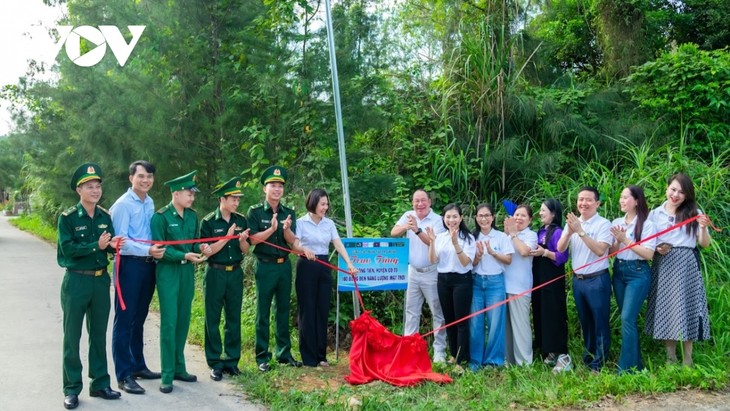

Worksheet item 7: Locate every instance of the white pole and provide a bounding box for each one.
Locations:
[324,0,360,319]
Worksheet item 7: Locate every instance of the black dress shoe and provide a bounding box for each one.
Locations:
[132,368,162,379]
[159,384,173,393]
[210,368,223,381]
[118,375,145,394]
[258,362,270,372]
[89,386,122,400]
[223,366,241,376]
[173,372,197,382]
[278,357,303,367]
[63,394,78,409]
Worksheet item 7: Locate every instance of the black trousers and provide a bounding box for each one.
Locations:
[437,272,473,364]
[295,256,332,366]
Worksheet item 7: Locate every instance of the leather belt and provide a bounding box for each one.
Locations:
[413,264,437,273]
[69,269,107,277]
[574,269,608,280]
[208,262,241,272]
[122,255,155,263]
[258,257,287,264]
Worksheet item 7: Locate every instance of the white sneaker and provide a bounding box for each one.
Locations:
[543,353,558,366]
[433,353,447,364]
[552,354,572,373]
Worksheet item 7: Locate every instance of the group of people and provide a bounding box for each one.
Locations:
[395,174,712,375]
[57,162,357,409]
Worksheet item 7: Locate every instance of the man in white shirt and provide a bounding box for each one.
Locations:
[391,190,447,362]
[557,186,613,371]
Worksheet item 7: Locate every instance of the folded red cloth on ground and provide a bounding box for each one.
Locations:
[345,311,453,386]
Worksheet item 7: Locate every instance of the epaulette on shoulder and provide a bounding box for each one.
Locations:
[233,211,246,218]
[202,211,215,221]
[62,206,77,216]
[249,203,263,211]
[96,205,110,215]
[156,205,169,214]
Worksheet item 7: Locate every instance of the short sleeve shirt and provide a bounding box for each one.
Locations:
[395,209,446,269]
[504,227,537,295]
[473,229,514,275]
[560,213,612,274]
[611,215,657,260]
[295,213,339,255]
[433,231,476,274]
[649,202,702,247]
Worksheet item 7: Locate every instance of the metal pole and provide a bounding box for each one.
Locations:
[324,0,359,318]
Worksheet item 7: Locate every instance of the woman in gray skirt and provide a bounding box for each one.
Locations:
[645,173,712,367]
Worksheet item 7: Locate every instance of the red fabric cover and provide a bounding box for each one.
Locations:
[345,311,453,386]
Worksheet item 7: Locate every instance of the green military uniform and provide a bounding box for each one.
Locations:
[57,163,115,396]
[201,177,248,371]
[150,171,201,386]
[247,166,297,365]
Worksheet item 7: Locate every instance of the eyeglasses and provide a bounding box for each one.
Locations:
[476,214,492,219]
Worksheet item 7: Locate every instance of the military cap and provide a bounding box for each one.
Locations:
[70,162,103,191]
[260,165,287,185]
[164,170,200,192]
[212,176,244,197]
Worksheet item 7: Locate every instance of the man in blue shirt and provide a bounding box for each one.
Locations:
[110,160,166,394]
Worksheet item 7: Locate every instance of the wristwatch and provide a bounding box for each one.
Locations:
[578,231,587,238]
[415,227,423,235]
[509,234,517,239]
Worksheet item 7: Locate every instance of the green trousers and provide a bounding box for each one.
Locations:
[254,260,293,364]
[156,263,194,384]
[204,265,243,369]
[60,271,111,395]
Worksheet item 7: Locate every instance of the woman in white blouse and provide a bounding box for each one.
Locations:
[295,189,357,367]
[645,174,711,367]
[609,185,655,373]
[427,203,476,365]
[503,205,538,366]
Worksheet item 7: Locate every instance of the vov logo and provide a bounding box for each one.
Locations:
[53,26,146,67]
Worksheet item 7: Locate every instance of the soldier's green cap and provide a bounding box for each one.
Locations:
[164,170,200,192]
[70,162,103,191]
[260,165,287,185]
[212,176,244,197]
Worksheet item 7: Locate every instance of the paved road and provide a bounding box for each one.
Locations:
[0,215,264,410]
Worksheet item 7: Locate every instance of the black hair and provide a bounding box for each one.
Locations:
[542,199,563,228]
[442,203,473,243]
[625,185,649,241]
[578,186,600,201]
[667,173,699,236]
[472,203,496,237]
[515,204,533,219]
[305,188,329,214]
[129,160,155,176]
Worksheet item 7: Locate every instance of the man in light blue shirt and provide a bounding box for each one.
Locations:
[110,160,166,394]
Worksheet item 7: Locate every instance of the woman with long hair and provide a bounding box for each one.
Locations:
[609,185,656,373]
[529,199,570,372]
[295,188,357,367]
[503,205,538,366]
[427,203,475,365]
[468,203,513,371]
[645,174,712,367]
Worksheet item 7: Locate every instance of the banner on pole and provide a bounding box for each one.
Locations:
[337,238,409,291]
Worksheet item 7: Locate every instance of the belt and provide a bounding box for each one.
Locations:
[68,269,107,277]
[257,256,287,264]
[122,255,155,263]
[208,262,241,272]
[574,269,608,280]
[413,264,437,273]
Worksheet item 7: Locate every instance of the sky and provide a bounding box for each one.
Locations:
[0,0,66,136]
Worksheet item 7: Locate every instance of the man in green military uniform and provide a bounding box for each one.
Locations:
[201,176,250,381]
[247,165,306,372]
[150,170,210,393]
[57,163,124,409]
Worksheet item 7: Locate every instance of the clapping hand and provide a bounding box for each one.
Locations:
[565,213,582,234]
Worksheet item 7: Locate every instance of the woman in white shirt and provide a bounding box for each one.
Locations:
[469,203,513,371]
[503,205,538,366]
[427,203,476,365]
[609,185,656,373]
[295,189,357,367]
[645,174,711,367]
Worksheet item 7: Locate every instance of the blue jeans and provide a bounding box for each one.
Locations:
[572,270,611,371]
[613,259,651,372]
[469,274,506,369]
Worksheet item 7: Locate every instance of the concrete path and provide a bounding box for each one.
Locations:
[0,215,265,410]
